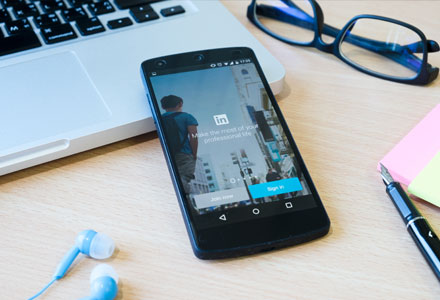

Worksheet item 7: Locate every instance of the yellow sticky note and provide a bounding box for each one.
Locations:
[409,151,440,206]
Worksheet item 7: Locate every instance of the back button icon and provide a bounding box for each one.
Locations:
[219,214,227,221]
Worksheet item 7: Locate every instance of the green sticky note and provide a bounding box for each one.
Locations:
[409,151,440,206]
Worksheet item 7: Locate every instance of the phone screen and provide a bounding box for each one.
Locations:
[148,59,317,230]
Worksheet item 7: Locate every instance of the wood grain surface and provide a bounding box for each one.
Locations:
[1,1,440,299]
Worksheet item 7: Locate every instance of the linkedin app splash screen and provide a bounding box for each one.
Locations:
[151,62,317,229]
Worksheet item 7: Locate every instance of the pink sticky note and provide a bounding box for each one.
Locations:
[378,104,440,186]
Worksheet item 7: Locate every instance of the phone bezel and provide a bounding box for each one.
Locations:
[141,47,330,259]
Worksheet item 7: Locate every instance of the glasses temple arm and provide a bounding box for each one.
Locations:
[402,40,440,53]
[373,52,438,82]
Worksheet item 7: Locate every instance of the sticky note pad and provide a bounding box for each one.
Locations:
[379,104,440,207]
[409,152,440,206]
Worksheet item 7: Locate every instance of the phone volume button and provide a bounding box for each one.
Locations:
[146,93,157,126]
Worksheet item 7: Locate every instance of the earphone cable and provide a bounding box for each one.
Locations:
[27,278,57,300]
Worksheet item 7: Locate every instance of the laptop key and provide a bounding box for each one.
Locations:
[107,17,132,29]
[160,5,184,17]
[0,9,11,23]
[1,0,24,8]
[34,13,60,28]
[130,6,158,23]
[41,0,67,13]
[13,3,40,19]
[129,4,151,13]
[113,0,159,10]
[88,1,114,16]
[76,17,105,36]
[0,30,41,56]
[61,6,87,22]
[5,18,32,35]
[68,0,92,6]
[41,23,77,44]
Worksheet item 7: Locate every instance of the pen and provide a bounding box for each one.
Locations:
[380,164,440,281]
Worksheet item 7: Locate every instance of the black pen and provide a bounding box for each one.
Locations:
[380,164,440,281]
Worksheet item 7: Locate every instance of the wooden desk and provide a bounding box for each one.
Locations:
[2,1,440,299]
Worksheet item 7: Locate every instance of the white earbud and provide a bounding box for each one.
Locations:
[78,231,115,260]
[79,264,119,300]
[53,230,115,280]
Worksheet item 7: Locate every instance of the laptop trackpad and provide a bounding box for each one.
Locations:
[0,52,111,151]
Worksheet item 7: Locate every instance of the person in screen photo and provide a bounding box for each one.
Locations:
[266,168,285,200]
[161,95,199,195]
[266,168,282,182]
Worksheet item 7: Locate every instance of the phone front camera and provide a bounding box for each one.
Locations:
[193,54,205,62]
[156,60,167,68]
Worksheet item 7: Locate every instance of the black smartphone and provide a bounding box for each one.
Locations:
[141,47,330,259]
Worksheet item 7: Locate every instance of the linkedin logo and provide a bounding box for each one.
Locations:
[213,114,229,126]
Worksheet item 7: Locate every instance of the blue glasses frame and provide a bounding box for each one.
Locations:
[247,0,439,85]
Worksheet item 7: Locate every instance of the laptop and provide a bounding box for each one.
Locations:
[0,0,285,176]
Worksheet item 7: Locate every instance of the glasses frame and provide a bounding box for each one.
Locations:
[247,0,439,85]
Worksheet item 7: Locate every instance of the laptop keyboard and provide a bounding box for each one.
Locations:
[0,0,185,57]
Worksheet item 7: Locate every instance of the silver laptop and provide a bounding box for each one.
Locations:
[0,0,285,176]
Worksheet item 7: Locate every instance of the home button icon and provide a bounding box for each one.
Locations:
[252,208,260,215]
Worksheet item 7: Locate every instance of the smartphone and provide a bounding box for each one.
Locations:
[141,47,330,259]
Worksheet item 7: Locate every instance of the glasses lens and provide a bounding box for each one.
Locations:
[255,0,315,44]
[340,18,424,79]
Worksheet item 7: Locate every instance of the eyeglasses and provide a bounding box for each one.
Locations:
[247,0,439,85]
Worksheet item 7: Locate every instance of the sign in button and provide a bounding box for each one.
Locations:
[248,177,303,198]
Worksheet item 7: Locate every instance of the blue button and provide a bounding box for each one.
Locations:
[248,177,303,198]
